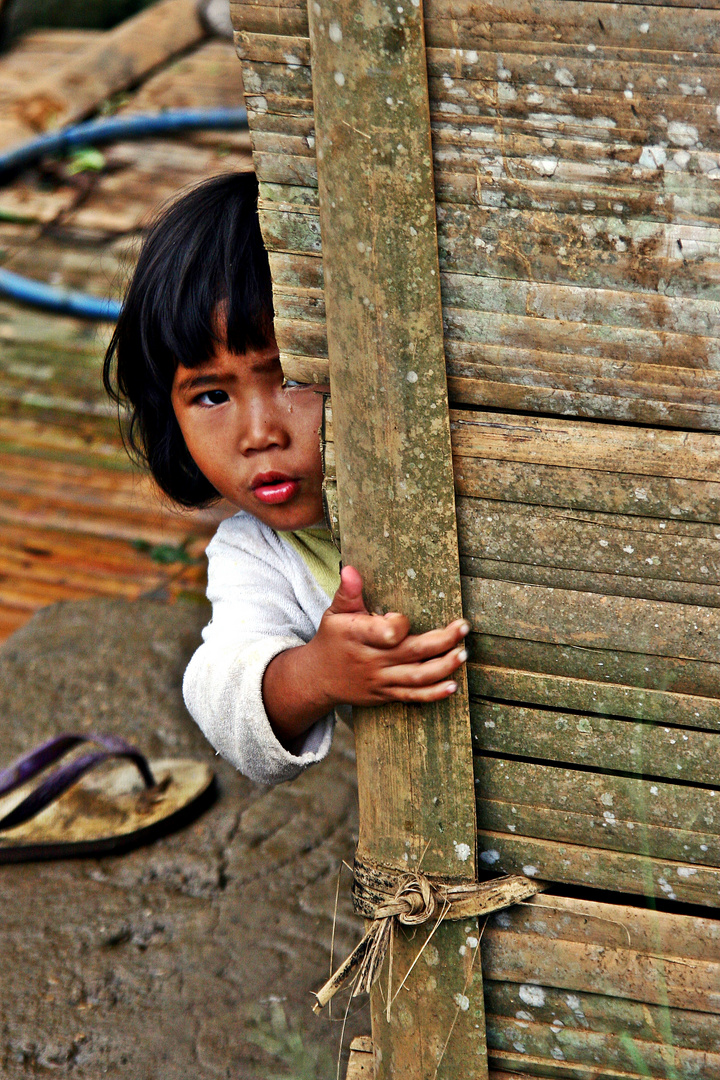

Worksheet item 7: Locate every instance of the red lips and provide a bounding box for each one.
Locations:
[251,471,300,505]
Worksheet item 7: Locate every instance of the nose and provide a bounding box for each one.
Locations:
[239,395,289,455]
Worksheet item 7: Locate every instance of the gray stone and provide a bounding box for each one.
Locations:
[0,598,365,1078]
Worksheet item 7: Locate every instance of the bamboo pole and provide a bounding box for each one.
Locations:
[306,1,486,1075]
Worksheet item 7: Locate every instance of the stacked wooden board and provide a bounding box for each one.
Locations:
[232,0,720,1074]
[232,0,720,907]
[345,893,720,1079]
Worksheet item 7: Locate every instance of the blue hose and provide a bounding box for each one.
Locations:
[0,107,249,320]
[0,267,122,320]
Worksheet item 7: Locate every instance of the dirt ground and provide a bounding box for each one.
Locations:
[0,597,367,1078]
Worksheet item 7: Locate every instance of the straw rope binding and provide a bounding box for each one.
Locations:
[312,857,541,1013]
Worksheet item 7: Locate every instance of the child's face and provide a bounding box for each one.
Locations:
[171,339,329,530]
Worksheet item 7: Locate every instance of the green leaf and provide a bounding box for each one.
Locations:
[66,148,106,175]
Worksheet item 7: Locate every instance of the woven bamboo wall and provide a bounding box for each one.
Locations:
[231,0,720,909]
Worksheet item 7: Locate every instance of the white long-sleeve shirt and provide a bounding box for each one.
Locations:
[182,512,342,785]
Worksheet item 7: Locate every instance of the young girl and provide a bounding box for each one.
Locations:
[104,172,470,785]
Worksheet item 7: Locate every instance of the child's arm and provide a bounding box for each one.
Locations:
[263,565,469,745]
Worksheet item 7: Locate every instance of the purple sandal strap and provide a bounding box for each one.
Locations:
[0,733,148,798]
[0,741,156,832]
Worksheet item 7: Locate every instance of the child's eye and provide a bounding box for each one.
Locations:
[197,389,229,406]
[282,378,307,390]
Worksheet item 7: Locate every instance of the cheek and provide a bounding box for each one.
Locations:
[294,395,325,468]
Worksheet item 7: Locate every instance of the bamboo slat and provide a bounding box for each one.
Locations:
[233,0,720,912]
[0,29,250,643]
[233,0,720,428]
[348,893,720,1079]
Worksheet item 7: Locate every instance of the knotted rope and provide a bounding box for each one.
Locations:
[312,858,540,1013]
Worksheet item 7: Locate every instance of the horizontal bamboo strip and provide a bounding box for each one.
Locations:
[254,119,720,193]
[325,410,720,529]
[276,338,720,430]
[486,982,720,1047]
[261,204,720,299]
[457,496,720,607]
[463,554,720,608]
[487,1013,720,1079]
[475,756,720,843]
[453,457,720,526]
[477,829,720,905]
[479,793,720,867]
[324,412,720,523]
[240,34,720,97]
[234,0,720,46]
[483,895,720,1004]
[463,576,720,665]
[505,892,720,959]
[473,699,720,784]
[450,411,720,482]
[261,168,720,228]
[472,632,720,700]
[240,35,720,107]
[470,664,720,730]
[270,252,720,340]
[273,283,720,365]
[274,301,720,374]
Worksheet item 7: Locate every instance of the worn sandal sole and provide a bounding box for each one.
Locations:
[0,758,215,862]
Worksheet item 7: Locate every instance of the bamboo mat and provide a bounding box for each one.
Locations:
[0,30,251,642]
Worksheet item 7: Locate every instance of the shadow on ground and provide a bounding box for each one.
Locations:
[0,598,367,1078]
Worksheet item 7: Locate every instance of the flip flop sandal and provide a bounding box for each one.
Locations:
[0,734,215,862]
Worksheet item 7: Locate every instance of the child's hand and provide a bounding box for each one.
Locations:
[311,565,470,708]
[263,565,470,746]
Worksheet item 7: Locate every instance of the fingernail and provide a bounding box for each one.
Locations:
[459,622,471,637]
[446,681,457,694]
[384,630,396,642]
[457,649,468,663]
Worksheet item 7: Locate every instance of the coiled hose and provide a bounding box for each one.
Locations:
[0,107,249,319]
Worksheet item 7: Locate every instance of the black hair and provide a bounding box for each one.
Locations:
[103,171,275,507]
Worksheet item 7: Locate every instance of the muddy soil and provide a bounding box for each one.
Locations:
[0,597,366,1078]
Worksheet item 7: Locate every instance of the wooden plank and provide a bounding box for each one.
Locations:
[471,632,720,700]
[345,1036,374,1080]
[474,699,720,785]
[470,664,720,731]
[462,576,720,665]
[457,497,720,608]
[450,411,720,482]
[7,0,207,138]
[478,829,720,906]
[303,0,485,1073]
[475,757,720,852]
[483,895,720,1008]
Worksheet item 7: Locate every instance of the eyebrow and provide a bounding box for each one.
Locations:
[175,353,282,393]
[174,372,228,394]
